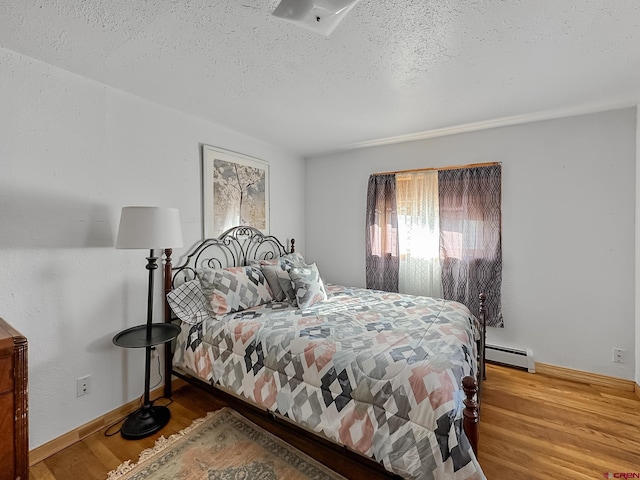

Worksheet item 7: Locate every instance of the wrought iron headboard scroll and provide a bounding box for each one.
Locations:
[170,226,292,287]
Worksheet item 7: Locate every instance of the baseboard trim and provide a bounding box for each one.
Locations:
[535,362,636,392]
[29,379,186,466]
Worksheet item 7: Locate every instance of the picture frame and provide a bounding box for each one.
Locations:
[202,145,270,239]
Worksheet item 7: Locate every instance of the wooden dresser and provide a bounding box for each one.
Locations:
[0,318,28,480]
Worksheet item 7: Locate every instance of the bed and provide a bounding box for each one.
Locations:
[162,226,486,480]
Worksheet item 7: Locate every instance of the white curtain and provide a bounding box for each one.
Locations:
[396,171,442,298]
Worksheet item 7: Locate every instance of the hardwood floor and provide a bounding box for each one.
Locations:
[30,364,640,479]
[479,364,640,479]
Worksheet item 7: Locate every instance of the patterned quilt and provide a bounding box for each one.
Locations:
[173,284,485,480]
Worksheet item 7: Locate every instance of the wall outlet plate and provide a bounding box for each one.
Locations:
[612,348,624,364]
[77,375,91,396]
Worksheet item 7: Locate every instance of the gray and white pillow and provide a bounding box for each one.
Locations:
[260,264,288,301]
[250,252,306,304]
[277,253,306,304]
[288,263,327,309]
[197,266,273,317]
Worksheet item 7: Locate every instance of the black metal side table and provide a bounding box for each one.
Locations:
[113,323,180,439]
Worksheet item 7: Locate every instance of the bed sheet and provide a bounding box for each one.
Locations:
[173,284,485,480]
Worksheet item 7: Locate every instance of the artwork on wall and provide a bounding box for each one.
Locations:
[202,145,270,238]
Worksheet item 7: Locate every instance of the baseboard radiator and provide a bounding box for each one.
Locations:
[486,344,535,373]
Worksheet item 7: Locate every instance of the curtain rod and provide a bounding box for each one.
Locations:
[373,161,501,176]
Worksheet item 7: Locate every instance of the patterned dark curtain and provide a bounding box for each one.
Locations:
[365,174,399,292]
[439,165,503,327]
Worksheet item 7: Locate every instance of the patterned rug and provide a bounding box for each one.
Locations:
[106,408,346,480]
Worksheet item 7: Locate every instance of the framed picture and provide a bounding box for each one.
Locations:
[202,145,270,238]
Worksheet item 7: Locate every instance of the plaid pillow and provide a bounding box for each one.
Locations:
[166,280,209,325]
[197,266,273,317]
[288,263,327,309]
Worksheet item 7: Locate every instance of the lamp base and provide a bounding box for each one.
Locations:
[121,404,171,440]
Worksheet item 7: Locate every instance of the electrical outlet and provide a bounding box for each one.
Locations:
[77,375,91,397]
[612,348,624,364]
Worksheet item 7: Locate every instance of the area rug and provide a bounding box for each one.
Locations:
[106,407,346,480]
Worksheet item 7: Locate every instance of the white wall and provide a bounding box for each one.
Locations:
[0,47,305,449]
[636,105,640,386]
[306,108,636,381]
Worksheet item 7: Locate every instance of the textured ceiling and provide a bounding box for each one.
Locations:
[1,0,639,156]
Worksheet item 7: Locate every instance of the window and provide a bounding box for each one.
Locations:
[365,164,503,327]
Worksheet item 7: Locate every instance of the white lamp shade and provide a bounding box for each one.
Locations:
[116,206,184,249]
[272,0,361,36]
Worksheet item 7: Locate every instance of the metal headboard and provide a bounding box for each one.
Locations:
[169,225,293,288]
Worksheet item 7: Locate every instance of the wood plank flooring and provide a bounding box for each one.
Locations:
[30,364,640,479]
[479,364,640,479]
